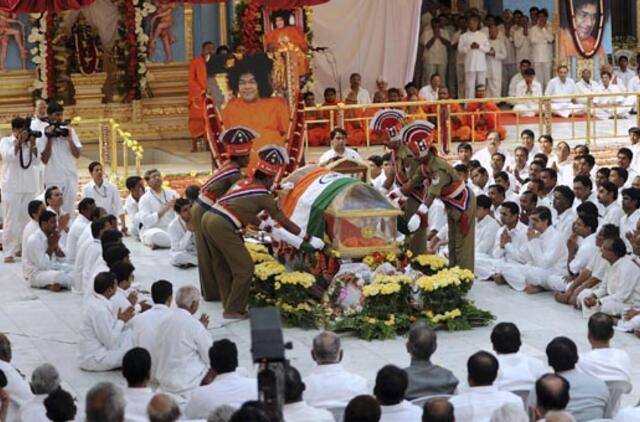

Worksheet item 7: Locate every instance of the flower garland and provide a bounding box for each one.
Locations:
[28,12,51,99]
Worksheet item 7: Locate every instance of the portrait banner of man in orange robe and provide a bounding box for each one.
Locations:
[559,0,608,59]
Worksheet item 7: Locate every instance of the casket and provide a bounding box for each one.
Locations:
[281,167,402,258]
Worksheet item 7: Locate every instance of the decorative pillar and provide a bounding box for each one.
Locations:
[219,2,228,46]
[184,3,194,61]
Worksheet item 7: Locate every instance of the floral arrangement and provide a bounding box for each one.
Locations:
[28,12,58,100]
[249,247,493,340]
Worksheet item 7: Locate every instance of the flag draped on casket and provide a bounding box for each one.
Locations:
[281,168,357,238]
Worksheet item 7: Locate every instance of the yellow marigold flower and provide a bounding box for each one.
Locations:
[386,253,397,262]
[367,317,377,324]
[413,254,447,269]
[363,256,375,267]
[362,284,380,297]
[276,271,315,289]
[254,261,285,281]
[274,282,281,290]
[405,250,413,258]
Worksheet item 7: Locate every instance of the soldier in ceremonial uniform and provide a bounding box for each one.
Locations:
[403,121,476,270]
[370,110,429,255]
[192,127,254,301]
[200,145,323,319]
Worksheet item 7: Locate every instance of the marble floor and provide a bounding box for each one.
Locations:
[1,236,640,408]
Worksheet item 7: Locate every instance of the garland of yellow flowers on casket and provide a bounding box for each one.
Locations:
[248,244,494,340]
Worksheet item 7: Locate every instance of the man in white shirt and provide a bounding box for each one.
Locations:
[17,363,60,422]
[470,167,489,197]
[0,334,34,422]
[599,181,624,226]
[472,131,514,171]
[583,238,640,316]
[450,351,523,422]
[614,55,635,91]
[122,348,155,422]
[124,175,145,238]
[283,365,334,422]
[529,9,554,88]
[545,65,585,118]
[486,23,507,98]
[303,331,367,408]
[619,187,640,251]
[374,365,422,422]
[418,73,442,102]
[577,313,631,385]
[168,198,197,268]
[44,185,71,248]
[500,206,568,293]
[65,198,96,264]
[513,68,543,117]
[511,14,531,66]
[23,210,73,290]
[420,17,450,87]
[138,168,179,249]
[81,161,125,233]
[0,117,40,263]
[318,127,362,164]
[617,148,638,187]
[185,339,257,419]
[576,68,601,105]
[78,271,134,371]
[507,60,532,104]
[343,73,371,105]
[30,99,48,196]
[75,217,109,294]
[37,103,81,216]
[490,322,547,394]
[451,15,467,99]
[475,194,501,256]
[553,185,577,241]
[155,286,211,398]
[458,15,490,99]
[595,70,630,119]
[21,200,45,268]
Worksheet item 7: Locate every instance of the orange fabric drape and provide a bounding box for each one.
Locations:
[188,55,208,139]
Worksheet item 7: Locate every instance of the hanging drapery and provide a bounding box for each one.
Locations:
[254,0,329,7]
[0,0,93,13]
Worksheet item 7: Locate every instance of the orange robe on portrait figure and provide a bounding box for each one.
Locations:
[221,96,290,171]
[426,102,472,141]
[187,55,208,138]
[264,26,309,74]
[465,102,507,141]
[560,29,604,57]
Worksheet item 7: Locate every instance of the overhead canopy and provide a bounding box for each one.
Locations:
[0,0,94,13]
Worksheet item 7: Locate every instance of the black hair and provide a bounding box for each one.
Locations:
[44,186,60,206]
[94,271,116,294]
[227,54,273,98]
[458,142,472,152]
[28,200,44,219]
[174,197,191,213]
[618,147,633,162]
[209,339,238,374]
[554,185,575,205]
[88,161,102,173]
[577,212,598,234]
[476,194,493,210]
[44,388,77,422]
[546,336,578,372]
[573,174,593,189]
[122,347,151,386]
[612,167,629,183]
[78,197,95,214]
[373,365,408,405]
[536,374,570,412]
[185,185,200,201]
[344,395,381,422]
[467,351,499,386]
[501,201,520,215]
[491,322,521,354]
[622,187,640,207]
[47,102,64,115]
[126,176,143,191]
[11,116,28,130]
[330,127,348,140]
[112,261,135,284]
[531,206,552,224]
[39,210,57,226]
[576,202,599,219]
[151,280,173,304]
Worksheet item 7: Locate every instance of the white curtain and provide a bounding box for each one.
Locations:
[311,0,421,100]
[59,0,119,49]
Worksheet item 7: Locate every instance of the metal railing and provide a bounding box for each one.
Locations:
[303,91,640,151]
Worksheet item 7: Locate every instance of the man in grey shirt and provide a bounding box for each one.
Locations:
[528,336,610,421]
[403,322,459,399]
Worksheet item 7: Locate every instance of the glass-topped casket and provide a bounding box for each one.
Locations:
[281,167,402,258]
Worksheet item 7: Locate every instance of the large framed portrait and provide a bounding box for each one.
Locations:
[560,0,609,58]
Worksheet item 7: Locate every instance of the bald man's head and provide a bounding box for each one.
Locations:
[147,394,180,422]
[422,397,454,421]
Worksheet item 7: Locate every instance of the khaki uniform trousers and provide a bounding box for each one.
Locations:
[191,203,219,301]
[446,191,476,271]
[405,196,427,255]
[201,212,254,313]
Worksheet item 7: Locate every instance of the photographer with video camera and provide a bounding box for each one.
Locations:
[0,116,41,263]
[38,103,82,217]
[30,99,48,195]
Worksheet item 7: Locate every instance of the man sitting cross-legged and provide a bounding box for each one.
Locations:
[137,168,179,249]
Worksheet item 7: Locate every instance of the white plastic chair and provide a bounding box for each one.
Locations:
[605,379,632,417]
[410,394,453,408]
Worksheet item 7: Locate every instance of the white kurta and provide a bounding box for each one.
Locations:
[81,180,123,217]
[427,199,447,237]
[545,77,585,118]
[486,37,507,98]
[529,24,554,87]
[595,83,629,118]
[78,292,132,371]
[472,147,515,172]
[303,363,368,408]
[510,26,531,65]
[475,222,528,280]
[458,30,490,99]
[283,401,335,422]
[577,348,632,384]
[36,128,82,216]
[495,352,547,393]
[342,87,371,105]
[138,188,179,248]
[450,386,523,422]
[124,387,154,422]
[379,401,422,422]
[507,73,524,104]
[601,201,624,227]
[418,84,439,101]
[80,239,104,295]
[614,69,635,90]
[23,229,73,289]
[0,135,40,258]
[420,28,450,65]
[21,219,39,274]
[475,215,501,256]
[620,208,640,251]
[168,216,198,267]
[554,208,577,243]
[0,359,34,422]
[575,79,602,104]
[513,80,543,117]
[155,308,211,397]
[591,255,640,315]
[185,371,258,419]
[130,303,172,380]
[318,147,362,164]
[124,194,142,237]
[17,394,48,422]
[65,213,90,263]
[501,226,568,291]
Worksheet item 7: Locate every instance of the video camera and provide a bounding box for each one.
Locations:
[250,307,292,422]
[46,119,72,138]
[16,117,42,139]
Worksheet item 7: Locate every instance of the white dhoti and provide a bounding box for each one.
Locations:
[513,102,538,117]
[30,269,74,289]
[474,254,504,280]
[45,176,77,217]
[465,71,486,99]
[577,288,627,317]
[486,66,502,99]
[617,313,640,332]
[550,102,586,118]
[79,331,132,372]
[170,251,198,267]
[501,262,562,292]
[1,191,33,258]
[141,228,171,249]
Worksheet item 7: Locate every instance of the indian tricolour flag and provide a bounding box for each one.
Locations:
[281,168,358,237]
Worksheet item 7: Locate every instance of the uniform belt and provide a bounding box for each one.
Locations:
[211,203,243,230]
[196,196,215,211]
